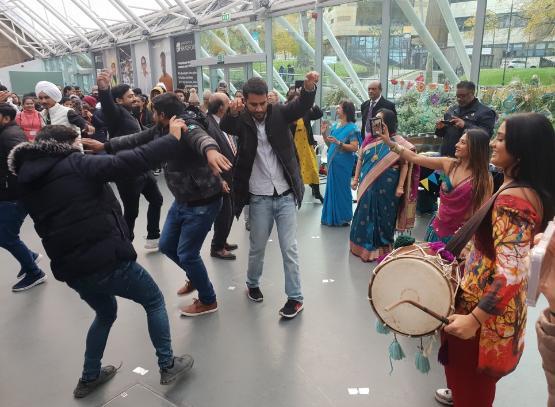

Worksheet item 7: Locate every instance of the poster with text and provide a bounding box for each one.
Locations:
[151,38,174,92]
[134,41,152,93]
[174,33,197,90]
[93,52,104,76]
[117,45,134,86]
[103,48,118,86]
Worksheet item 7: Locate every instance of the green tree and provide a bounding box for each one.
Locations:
[521,0,555,40]
[273,29,300,60]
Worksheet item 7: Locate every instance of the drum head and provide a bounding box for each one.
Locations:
[369,257,453,336]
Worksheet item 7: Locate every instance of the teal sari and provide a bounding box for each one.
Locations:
[321,122,361,226]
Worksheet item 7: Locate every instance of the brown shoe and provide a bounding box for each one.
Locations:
[180,298,218,317]
[177,281,195,296]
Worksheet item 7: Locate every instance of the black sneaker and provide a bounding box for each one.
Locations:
[247,286,263,302]
[12,270,47,292]
[17,253,43,279]
[73,365,118,398]
[160,354,194,385]
[279,299,304,318]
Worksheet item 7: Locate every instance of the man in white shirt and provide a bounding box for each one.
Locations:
[220,71,319,319]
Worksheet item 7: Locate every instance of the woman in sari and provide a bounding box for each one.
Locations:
[378,128,493,244]
[349,109,412,261]
[320,100,360,226]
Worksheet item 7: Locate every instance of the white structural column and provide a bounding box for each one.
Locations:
[322,20,367,99]
[264,17,273,92]
[394,0,458,84]
[470,0,487,84]
[40,1,92,47]
[435,0,471,78]
[314,6,323,108]
[71,0,118,41]
[276,16,362,106]
[199,47,238,94]
[194,30,204,95]
[380,0,391,97]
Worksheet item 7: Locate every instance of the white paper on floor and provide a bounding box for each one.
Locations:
[132,367,149,376]
[228,286,236,290]
[358,388,370,395]
[311,236,321,239]
[348,387,370,395]
[322,279,335,283]
[268,239,273,242]
[348,388,359,395]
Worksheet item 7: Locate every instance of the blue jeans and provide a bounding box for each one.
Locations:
[247,194,303,301]
[67,261,173,381]
[0,201,40,277]
[159,199,221,305]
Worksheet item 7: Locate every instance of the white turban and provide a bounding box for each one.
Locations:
[35,81,62,103]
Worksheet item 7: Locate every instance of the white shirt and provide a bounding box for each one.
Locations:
[249,119,290,196]
[212,114,236,156]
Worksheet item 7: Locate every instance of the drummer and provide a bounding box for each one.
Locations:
[437,113,553,406]
[377,126,492,243]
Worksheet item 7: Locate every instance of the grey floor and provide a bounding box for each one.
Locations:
[0,179,547,407]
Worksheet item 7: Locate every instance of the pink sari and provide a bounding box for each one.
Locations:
[431,176,473,239]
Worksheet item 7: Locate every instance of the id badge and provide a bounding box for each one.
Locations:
[29,130,37,136]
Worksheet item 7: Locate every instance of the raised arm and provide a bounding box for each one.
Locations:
[96,70,119,127]
[220,97,243,136]
[281,71,319,123]
[377,123,452,172]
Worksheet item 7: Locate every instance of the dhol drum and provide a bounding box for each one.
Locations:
[368,243,460,337]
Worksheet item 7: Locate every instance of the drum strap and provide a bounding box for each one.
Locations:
[444,181,528,257]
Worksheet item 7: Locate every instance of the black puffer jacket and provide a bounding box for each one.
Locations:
[0,121,26,201]
[98,88,141,139]
[220,86,316,217]
[9,135,180,282]
[104,106,222,205]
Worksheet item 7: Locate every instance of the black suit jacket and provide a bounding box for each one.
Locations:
[206,114,235,184]
[360,97,397,136]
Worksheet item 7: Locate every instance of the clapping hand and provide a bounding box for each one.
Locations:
[304,71,320,91]
[228,98,245,116]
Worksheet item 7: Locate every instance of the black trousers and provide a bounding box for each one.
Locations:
[116,172,163,241]
[211,193,234,251]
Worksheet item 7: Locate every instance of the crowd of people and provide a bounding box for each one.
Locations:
[0,68,555,407]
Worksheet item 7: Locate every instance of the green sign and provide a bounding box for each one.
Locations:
[221,13,230,22]
[217,53,225,64]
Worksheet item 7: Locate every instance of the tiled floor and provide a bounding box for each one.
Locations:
[0,180,547,406]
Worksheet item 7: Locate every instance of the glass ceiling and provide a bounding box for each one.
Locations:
[0,0,316,57]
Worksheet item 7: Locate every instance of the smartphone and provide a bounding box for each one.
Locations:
[294,80,304,90]
[527,218,555,306]
[440,120,451,125]
[371,117,383,134]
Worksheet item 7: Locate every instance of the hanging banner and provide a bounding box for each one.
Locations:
[103,48,118,86]
[174,33,198,90]
[134,41,152,92]
[117,45,134,86]
[152,38,174,92]
[92,52,104,76]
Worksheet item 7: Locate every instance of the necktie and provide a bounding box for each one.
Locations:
[365,101,376,134]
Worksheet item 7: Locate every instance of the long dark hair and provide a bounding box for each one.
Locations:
[459,129,493,213]
[476,113,555,257]
[376,108,398,134]
[505,113,555,229]
[339,100,356,123]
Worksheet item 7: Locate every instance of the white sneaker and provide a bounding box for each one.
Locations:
[144,238,159,250]
[435,388,453,405]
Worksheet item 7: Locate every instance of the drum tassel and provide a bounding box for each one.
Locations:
[388,333,406,375]
[375,319,391,335]
[415,338,431,374]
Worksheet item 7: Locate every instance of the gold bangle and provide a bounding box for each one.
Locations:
[470,311,482,326]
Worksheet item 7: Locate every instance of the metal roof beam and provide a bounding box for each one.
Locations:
[0,18,45,57]
[110,0,152,33]
[174,0,198,20]
[70,0,118,41]
[40,1,92,46]
[0,25,33,58]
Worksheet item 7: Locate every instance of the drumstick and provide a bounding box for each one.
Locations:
[384,299,450,325]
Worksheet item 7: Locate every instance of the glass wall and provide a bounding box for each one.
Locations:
[40,0,554,128]
[322,1,381,121]
[272,10,316,99]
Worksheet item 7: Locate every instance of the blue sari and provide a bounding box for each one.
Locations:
[321,122,360,226]
[350,138,401,261]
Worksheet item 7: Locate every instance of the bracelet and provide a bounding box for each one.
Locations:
[391,142,404,155]
[470,311,482,326]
